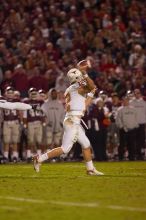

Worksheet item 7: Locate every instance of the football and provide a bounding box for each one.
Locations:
[77,59,91,71]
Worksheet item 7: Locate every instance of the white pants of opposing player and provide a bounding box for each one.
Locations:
[61,119,90,154]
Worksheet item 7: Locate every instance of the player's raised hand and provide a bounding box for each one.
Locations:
[77,59,91,74]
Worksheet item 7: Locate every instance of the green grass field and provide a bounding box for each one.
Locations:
[0,161,146,220]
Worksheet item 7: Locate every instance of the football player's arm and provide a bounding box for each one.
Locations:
[84,74,96,92]
[64,91,70,112]
[85,87,96,109]
[79,72,96,95]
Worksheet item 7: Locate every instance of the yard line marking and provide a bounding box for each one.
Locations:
[50,201,99,208]
[0,196,45,204]
[0,205,22,211]
[0,196,146,212]
[107,205,146,212]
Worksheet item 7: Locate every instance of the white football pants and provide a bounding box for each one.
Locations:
[61,120,90,154]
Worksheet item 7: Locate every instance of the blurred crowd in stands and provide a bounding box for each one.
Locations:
[0,0,146,163]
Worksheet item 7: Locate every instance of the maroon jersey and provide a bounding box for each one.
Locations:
[24,99,45,122]
[3,98,20,121]
[110,102,121,122]
[83,104,109,130]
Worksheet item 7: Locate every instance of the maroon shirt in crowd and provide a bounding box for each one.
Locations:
[13,72,29,94]
[28,75,48,91]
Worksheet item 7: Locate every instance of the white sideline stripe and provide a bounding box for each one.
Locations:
[0,196,45,204]
[0,205,22,211]
[51,202,146,211]
[51,201,99,208]
[0,196,146,212]
[107,205,146,212]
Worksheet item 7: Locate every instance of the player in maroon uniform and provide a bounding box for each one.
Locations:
[2,87,21,162]
[106,93,121,160]
[38,89,47,102]
[38,89,48,153]
[83,96,111,161]
[23,88,46,161]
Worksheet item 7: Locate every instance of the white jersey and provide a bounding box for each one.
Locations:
[64,83,86,117]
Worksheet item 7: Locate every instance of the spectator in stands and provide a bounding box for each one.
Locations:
[56,31,73,54]
[55,73,68,93]
[28,66,48,91]
[1,70,14,94]
[13,64,29,97]
[129,44,146,69]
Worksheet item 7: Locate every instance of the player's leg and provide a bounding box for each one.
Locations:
[3,122,11,162]
[45,127,53,149]
[37,121,76,161]
[11,121,20,162]
[77,126,104,175]
[53,131,62,160]
[54,131,62,148]
[35,122,43,155]
[27,122,35,161]
[33,120,77,172]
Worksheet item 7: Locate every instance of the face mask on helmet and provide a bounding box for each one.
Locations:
[67,68,83,84]
[38,89,46,100]
[5,87,14,99]
[99,90,107,100]
[28,88,38,100]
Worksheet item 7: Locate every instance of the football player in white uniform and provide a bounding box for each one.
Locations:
[0,95,32,110]
[33,62,104,175]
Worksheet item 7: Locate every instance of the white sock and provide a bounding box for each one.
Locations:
[38,153,48,163]
[85,160,94,171]
[12,151,18,158]
[4,151,9,159]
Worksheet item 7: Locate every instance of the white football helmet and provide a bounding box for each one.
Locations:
[28,87,38,100]
[67,68,82,83]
